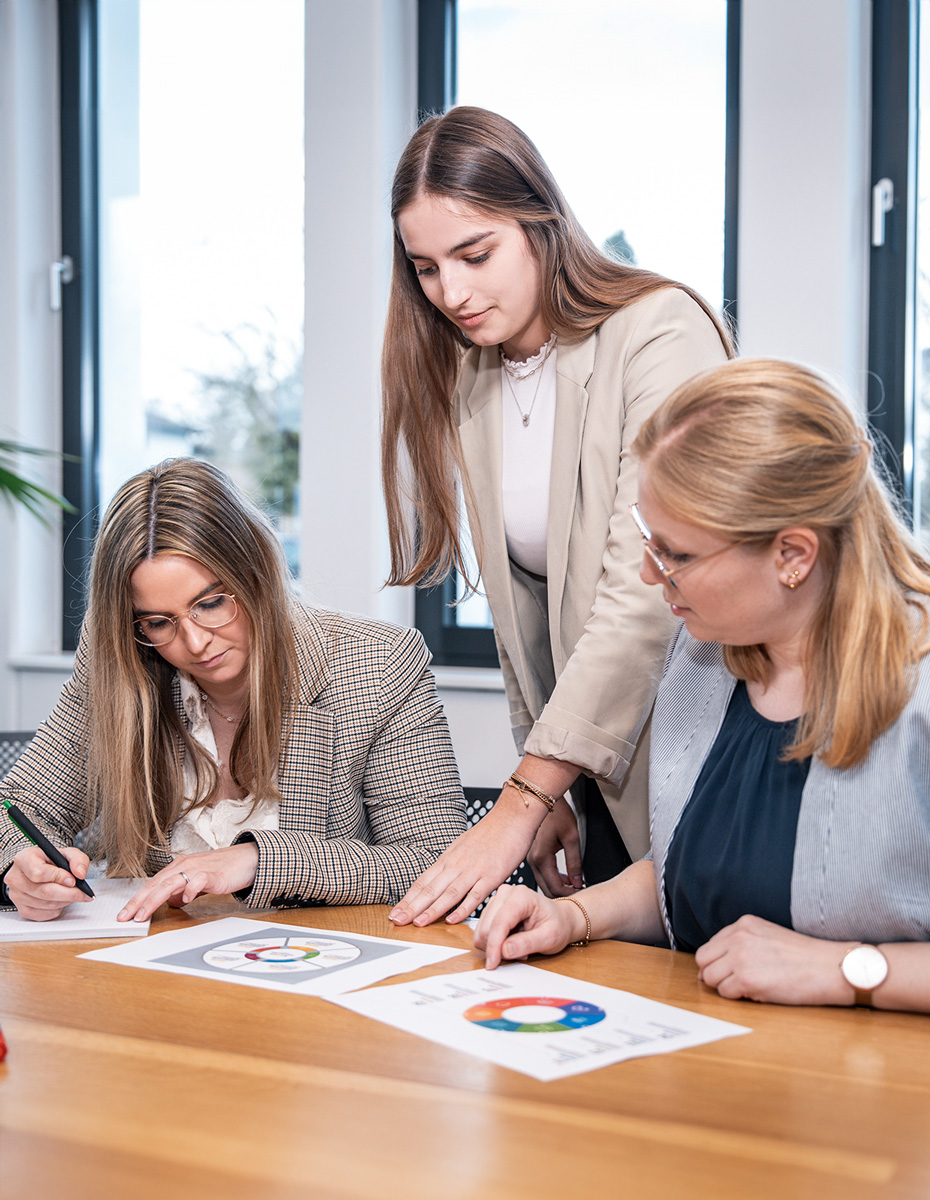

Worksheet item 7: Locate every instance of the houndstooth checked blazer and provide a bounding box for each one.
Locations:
[0,607,466,908]
[649,624,930,949]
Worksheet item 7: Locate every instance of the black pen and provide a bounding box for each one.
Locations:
[1,798,95,898]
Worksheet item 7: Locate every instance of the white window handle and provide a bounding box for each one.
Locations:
[49,255,74,311]
[872,178,894,247]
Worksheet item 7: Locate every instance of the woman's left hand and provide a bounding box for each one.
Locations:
[117,842,260,923]
[695,915,854,1006]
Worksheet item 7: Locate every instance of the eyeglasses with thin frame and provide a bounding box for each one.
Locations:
[628,503,750,590]
[133,593,239,647]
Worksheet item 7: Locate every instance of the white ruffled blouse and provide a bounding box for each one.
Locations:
[169,673,279,855]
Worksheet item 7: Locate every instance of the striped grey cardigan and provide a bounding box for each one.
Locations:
[649,624,930,949]
[0,607,466,908]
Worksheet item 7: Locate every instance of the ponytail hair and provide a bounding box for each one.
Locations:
[633,358,930,767]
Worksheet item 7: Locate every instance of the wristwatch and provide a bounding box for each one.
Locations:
[840,944,889,1007]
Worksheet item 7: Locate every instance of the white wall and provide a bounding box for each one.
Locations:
[299,0,515,785]
[302,0,416,627]
[738,0,872,406]
[0,1,876,777]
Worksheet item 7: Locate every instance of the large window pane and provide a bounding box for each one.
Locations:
[458,0,728,310]
[434,0,728,647]
[97,0,304,571]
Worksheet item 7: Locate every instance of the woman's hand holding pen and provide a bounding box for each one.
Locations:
[5,845,93,921]
[118,841,260,922]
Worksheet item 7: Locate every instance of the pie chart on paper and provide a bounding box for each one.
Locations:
[202,936,363,974]
[463,995,607,1033]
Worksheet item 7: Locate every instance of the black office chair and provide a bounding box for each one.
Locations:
[463,787,537,901]
[0,731,34,779]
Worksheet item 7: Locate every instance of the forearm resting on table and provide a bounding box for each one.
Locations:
[568,859,665,945]
[867,942,930,1013]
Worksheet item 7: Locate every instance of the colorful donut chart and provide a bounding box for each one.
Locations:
[202,936,362,974]
[463,995,606,1033]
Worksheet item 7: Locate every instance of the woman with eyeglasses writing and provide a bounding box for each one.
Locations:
[0,458,465,922]
[475,359,930,1012]
[382,107,731,926]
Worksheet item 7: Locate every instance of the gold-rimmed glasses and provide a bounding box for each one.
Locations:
[628,503,750,590]
[133,593,239,646]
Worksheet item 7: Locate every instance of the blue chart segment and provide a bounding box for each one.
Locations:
[463,995,607,1034]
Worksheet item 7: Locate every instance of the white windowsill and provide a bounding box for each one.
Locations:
[432,666,506,692]
[10,656,505,691]
[9,654,76,672]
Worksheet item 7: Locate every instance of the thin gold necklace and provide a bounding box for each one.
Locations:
[200,690,241,724]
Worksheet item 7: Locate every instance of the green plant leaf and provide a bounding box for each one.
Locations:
[0,441,78,525]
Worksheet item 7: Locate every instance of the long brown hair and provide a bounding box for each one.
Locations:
[84,458,299,877]
[382,106,733,586]
[633,358,930,768]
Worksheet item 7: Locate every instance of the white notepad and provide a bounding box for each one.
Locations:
[0,876,150,941]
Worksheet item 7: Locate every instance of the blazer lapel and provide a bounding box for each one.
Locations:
[546,331,596,672]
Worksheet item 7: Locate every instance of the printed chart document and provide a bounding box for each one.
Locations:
[0,876,149,942]
[80,916,467,996]
[328,962,752,1081]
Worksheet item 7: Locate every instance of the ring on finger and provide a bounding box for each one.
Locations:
[179,871,191,886]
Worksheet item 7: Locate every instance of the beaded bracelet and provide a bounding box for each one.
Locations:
[555,895,591,946]
[503,772,557,812]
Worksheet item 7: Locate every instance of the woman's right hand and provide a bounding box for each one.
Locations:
[5,845,92,921]
[389,791,542,927]
[474,883,584,969]
[527,796,583,896]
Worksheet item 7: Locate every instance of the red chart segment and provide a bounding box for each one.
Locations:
[463,995,606,1033]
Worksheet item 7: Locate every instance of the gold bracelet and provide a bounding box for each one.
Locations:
[504,772,557,812]
[555,895,591,946]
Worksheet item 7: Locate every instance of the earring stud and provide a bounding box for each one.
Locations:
[786,569,801,590]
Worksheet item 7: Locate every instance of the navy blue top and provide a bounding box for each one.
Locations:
[665,680,811,954]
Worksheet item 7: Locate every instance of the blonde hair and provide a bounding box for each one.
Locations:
[633,358,930,768]
[84,458,299,877]
[381,106,733,587]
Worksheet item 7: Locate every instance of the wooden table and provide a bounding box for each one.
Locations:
[0,897,927,1200]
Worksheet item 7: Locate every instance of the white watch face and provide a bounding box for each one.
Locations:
[842,945,889,990]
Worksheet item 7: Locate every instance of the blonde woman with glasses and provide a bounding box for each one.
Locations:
[0,458,465,923]
[475,359,930,1013]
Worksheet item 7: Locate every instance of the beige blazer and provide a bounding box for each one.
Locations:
[456,288,728,857]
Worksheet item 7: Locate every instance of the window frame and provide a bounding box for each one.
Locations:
[867,0,919,510]
[58,0,101,651]
[414,0,742,668]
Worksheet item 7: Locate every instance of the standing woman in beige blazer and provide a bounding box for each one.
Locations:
[382,107,731,926]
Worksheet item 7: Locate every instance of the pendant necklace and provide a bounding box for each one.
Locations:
[500,334,557,428]
[200,691,241,724]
